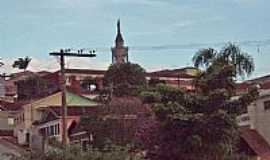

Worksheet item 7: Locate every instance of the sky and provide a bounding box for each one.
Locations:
[0,0,270,78]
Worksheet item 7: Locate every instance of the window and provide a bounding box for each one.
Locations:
[264,101,270,111]
[50,126,54,135]
[56,124,60,135]
[46,127,50,136]
[26,133,30,144]
[81,140,88,152]
[8,118,14,125]
[54,124,60,135]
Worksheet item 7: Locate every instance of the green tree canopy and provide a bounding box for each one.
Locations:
[12,56,31,71]
[192,43,254,79]
[136,45,258,160]
[0,58,4,67]
[103,62,146,97]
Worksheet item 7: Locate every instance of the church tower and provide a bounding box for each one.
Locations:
[111,19,129,64]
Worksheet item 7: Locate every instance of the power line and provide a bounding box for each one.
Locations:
[87,38,270,53]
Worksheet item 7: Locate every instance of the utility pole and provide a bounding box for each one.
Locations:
[49,49,96,147]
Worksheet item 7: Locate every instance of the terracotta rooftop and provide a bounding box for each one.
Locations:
[0,100,28,111]
[52,68,198,79]
[58,69,106,75]
[147,68,198,79]
[240,128,270,160]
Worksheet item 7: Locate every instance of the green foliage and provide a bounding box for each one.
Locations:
[12,56,31,71]
[8,145,142,160]
[137,45,258,160]
[192,43,254,79]
[148,78,165,88]
[16,75,54,100]
[0,58,4,67]
[139,91,161,104]
[80,115,109,150]
[80,97,144,148]
[103,62,146,97]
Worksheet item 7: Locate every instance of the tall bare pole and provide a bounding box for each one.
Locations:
[60,53,68,145]
[49,49,96,147]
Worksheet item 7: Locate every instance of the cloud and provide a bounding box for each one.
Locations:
[232,0,258,7]
[0,57,110,74]
[111,0,168,6]
[172,16,225,29]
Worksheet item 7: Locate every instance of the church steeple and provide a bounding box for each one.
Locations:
[115,19,124,45]
[117,19,121,34]
[111,19,129,64]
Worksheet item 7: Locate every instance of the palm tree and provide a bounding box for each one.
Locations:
[192,43,254,78]
[0,58,4,67]
[12,56,31,71]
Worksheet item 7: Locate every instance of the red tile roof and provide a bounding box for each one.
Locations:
[261,81,270,90]
[147,68,196,79]
[240,128,270,160]
[58,69,106,75]
[0,130,13,136]
[248,74,270,84]
[55,68,197,79]
[0,100,27,111]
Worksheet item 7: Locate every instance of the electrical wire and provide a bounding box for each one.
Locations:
[82,38,270,53]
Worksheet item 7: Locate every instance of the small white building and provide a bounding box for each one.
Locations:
[238,89,270,145]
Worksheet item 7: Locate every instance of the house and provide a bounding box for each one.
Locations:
[13,90,100,149]
[41,67,197,98]
[235,74,270,159]
[3,71,52,101]
[0,100,25,135]
[237,89,270,144]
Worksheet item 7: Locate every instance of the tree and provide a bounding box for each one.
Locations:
[0,57,4,67]
[16,75,53,100]
[136,48,258,160]
[6,145,143,160]
[103,62,146,97]
[192,43,254,78]
[12,56,31,71]
[79,115,112,151]
[79,97,148,149]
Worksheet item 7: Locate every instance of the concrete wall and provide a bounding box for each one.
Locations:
[0,111,17,131]
[248,90,270,145]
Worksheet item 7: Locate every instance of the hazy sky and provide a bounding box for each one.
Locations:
[0,0,270,78]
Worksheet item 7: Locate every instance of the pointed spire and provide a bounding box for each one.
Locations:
[117,19,121,34]
[115,19,124,44]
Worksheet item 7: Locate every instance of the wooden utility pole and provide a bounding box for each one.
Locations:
[49,49,96,147]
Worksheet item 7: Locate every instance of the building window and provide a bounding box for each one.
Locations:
[26,133,30,144]
[81,140,88,152]
[264,101,270,111]
[50,126,54,135]
[54,124,60,135]
[43,124,60,137]
[8,118,15,125]
[46,127,50,136]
